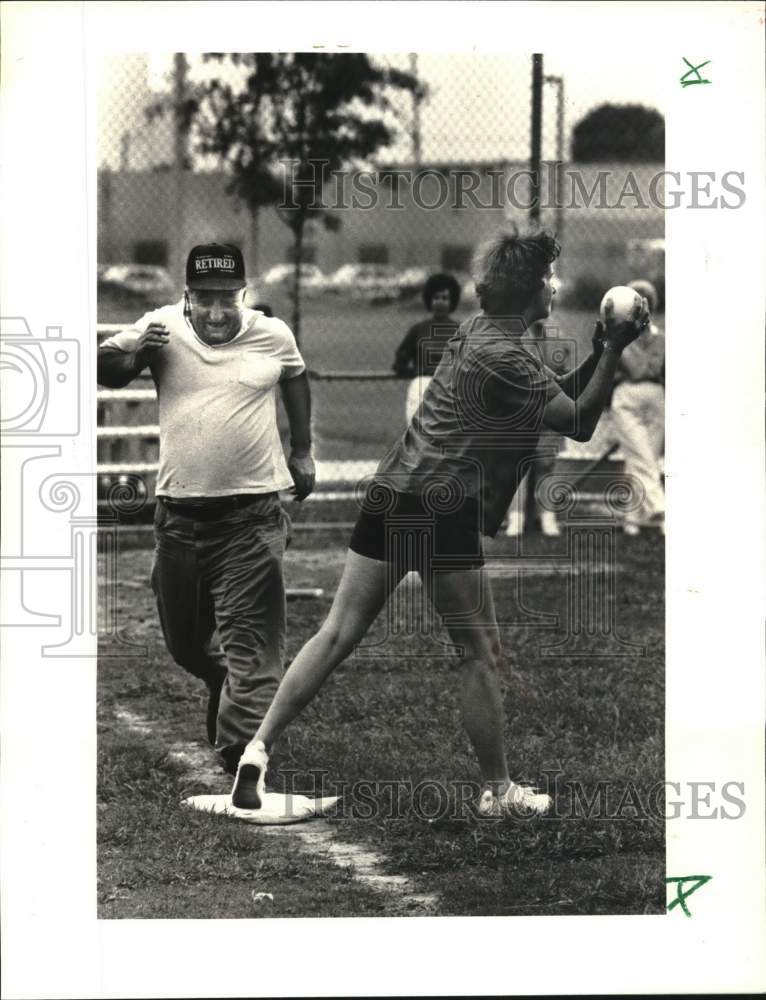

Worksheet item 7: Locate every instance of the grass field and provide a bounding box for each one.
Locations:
[98,524,665,919]
[98,284,664,918]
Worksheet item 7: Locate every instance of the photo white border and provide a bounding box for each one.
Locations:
[1,2,764,997]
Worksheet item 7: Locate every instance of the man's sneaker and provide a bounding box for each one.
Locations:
[219,743,246,776]
[231,740,269,810]
[478,783,552,818]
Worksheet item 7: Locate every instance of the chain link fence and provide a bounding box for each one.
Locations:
[97,51,664,500]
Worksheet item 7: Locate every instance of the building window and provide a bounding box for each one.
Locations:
[440,244,472,273]
[358,244,389,264]
[133,240,168,266]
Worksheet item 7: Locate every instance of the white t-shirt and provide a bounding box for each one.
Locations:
[101,301,305,498]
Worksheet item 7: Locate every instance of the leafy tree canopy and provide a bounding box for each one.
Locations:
[158,53,422,337]
[188,53,422,227]
[571,103,664,162]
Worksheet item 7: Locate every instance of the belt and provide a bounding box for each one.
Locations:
[159,493,271,519]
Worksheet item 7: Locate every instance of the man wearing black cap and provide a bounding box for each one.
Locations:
[97,243,315,776]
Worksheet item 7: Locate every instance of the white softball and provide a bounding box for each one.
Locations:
[599,285,642,323]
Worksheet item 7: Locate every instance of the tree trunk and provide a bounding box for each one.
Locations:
[247,207,259,277]
[290,217,304,345]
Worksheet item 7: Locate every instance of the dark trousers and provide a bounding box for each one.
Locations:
[151,494,289,751]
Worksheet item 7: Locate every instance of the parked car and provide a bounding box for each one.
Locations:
[257,263,328,293]
[99,264,176,304]
[460,274,478,305]
[244,281,261,309]
[328,263,398,300]
[625,237,665,278]
[243,282,274,315]
[393,266,430,299]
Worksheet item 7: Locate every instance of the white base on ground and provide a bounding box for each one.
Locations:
[115,705,439,909]
[183,791,340,825]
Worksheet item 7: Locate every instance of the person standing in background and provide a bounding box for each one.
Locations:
[610,279,665,536]
[393,272,461,422]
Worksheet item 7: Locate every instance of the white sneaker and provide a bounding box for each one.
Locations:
[231,740,269,810]
[478,783,552,818]
[540,511,560,537]
[505,512,524,537]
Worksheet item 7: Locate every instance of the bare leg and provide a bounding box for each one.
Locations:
[423,567,511,794]
[254,551,406,750]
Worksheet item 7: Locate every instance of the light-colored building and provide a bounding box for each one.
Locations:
[98,160,664,290]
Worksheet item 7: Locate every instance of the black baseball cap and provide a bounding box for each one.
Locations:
[186,243,246,290]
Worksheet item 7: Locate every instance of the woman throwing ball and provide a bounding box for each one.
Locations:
[232,230,650,817]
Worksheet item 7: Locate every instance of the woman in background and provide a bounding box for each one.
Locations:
[393,272,461,422]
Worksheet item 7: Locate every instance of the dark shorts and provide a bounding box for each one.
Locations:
[348,483,484,573]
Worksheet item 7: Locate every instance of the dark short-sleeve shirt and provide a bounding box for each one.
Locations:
[376,313,562,536]
[392,317,461,377]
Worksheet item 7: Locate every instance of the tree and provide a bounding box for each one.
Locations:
[571,104,664,163]
[165,53,422,342]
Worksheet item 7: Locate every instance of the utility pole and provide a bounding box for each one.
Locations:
[544,73,565,264]
[530,54,543,226]
[409,53,422,166]
[172,53,188,291]
[407,53,423,268]
[525,54,544,533]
